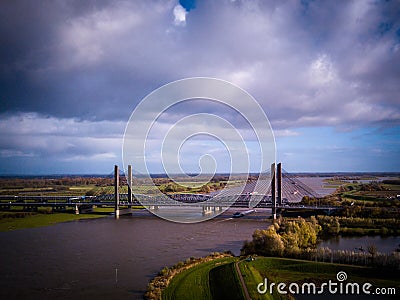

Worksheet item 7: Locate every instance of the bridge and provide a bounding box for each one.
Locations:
[0,195,339,217]
[0,163,342,218]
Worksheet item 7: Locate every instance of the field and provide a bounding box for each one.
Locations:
[161,255,399,299]
[209,262,245,300]
[0,210,108,231]
[239,257,399,299]
[162,257,239,300]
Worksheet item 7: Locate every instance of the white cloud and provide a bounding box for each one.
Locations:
[274,129,300,137]
[173,4,187,26]
[0,113,124,160]
[0,150,34,158]
[309,54,336,86]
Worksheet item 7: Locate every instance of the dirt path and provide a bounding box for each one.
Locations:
[235,260,252,300]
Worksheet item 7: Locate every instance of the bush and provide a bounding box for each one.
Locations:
[241,217,320,257]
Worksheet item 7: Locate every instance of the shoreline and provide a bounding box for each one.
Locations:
[0,207,273,232]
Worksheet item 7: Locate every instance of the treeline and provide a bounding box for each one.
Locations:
[241,217,400,270]
[290,247,400,270]
[318,216,400,236]
[382,179,400,185]
[0,212,37,219]
[314,247,400,269]
[0,177,115,189]
[302,195,400,210]
[155,181,225,194]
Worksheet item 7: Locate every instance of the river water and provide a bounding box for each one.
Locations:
[0,210,270,300]
[319,236,400,253]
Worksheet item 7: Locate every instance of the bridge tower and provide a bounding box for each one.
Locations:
[277,162,282,206]
[128,164,133,208]
[271,163,276,219]
[114,165,120,219]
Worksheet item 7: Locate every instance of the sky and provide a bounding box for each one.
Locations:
[0,0,399,175]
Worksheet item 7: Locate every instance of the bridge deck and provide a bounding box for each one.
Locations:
[0,196,339,210]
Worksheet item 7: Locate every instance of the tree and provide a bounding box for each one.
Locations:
[242,217,322,258]
[255,228,284,256]
[367,244,377,260]
[242,227,285,256]
[318,216,340,235]
[200,185,211,193]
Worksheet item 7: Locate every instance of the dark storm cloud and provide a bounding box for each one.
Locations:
[1,0,399,125]
[0,0,162,120]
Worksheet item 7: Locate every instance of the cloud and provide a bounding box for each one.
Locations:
[173,5,187,26]
[0,0,399,173]
[0,113,124,161]
[1,0,398,128]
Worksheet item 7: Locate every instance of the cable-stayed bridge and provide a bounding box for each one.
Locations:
[0,164,341,218]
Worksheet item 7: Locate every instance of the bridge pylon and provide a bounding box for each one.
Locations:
[270,162,283,220]
[128,164,133,208]
[114,165,133,219]
[277,162,282,206]
[114,165,120,219]
[271,163,276,219]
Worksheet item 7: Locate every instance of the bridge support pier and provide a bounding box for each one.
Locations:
[74,205,79,215]
[23,205,38,212]
[149,205,159,211]
[202,206,213,215]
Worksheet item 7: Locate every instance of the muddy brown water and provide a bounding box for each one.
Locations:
[0,210,270,299]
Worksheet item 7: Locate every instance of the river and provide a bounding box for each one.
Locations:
[319,235,400,253]
[1,209,399,300]
[0,210,270,300]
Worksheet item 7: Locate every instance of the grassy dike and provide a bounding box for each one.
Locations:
[144,253,241,300]
[239,257,399,299]
[157,256,399,300]
[163,257,241,300]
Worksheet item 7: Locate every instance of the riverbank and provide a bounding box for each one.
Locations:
[0,208,114,231]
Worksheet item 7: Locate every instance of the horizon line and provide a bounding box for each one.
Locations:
[0,171,399,178]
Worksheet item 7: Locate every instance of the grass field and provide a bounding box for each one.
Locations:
[0,211,108,231]
[209,262,244,300]
[161,256,399,300]
[238,260,275,300]
[0,206,147,231]
[239,257,400,299]
[162,257,237,300]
